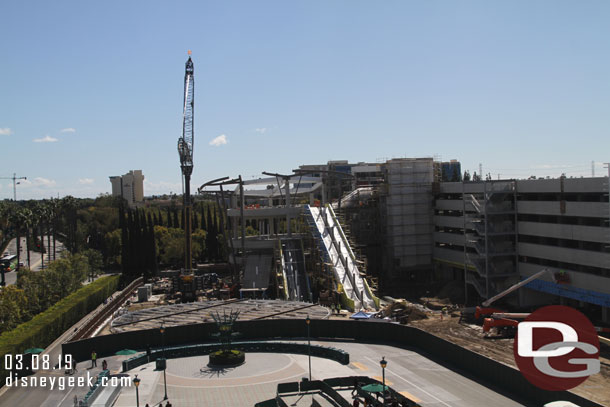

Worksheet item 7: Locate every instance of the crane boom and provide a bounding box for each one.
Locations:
[177,51,195,273]
[482,268,550,307]
[178,54,194,173]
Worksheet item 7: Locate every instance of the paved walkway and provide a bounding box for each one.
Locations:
[0,339,529,406]
[111,341,526,407]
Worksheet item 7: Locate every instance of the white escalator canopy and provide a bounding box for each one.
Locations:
[306,205,377,310]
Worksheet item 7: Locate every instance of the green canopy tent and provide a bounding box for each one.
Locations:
[24,348,44,354]
[115,349,138,356]
[360,383,388,393]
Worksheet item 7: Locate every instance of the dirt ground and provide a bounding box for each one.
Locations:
[411,312,610,406]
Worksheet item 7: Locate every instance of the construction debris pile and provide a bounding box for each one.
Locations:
[379,299,428,324]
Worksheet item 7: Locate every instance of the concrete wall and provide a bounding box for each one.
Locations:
[517,201,608,218]
[516,177,607,193]
[518,221,608,244]
[519,242,610,270]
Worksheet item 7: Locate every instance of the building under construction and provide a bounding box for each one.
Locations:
[201,157,610,324]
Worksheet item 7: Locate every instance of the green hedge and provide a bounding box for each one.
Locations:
[0,275,119,384]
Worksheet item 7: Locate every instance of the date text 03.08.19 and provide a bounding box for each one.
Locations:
[4,354,74,371]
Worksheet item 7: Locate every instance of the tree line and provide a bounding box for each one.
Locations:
[0,252,101,332]
[118,201,227,277]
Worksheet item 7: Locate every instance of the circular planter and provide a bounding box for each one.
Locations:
[208,350,245,367]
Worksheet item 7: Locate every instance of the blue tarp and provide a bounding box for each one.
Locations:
[350,311,373,319]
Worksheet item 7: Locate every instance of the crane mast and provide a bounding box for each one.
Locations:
[178,51,194,273]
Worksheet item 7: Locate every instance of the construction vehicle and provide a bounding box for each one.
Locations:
[483,311,610,339]
[463,268,552,323]
[482,317,519,337]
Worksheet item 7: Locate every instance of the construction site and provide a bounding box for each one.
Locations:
[171,154,608,405]
[53,53,609,406]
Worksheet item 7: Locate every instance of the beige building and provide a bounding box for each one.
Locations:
[109,170,144,207]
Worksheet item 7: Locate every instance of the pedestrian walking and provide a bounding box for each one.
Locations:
[102,360,107,370]
[91,350,97,368]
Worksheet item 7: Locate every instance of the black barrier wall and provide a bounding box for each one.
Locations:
[62,319,601,407]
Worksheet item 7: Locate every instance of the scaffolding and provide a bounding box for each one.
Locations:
[381,158,435,280]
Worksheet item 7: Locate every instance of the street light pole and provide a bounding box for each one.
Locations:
[306,316,311,381]
[133,375,141,407]
[160,325,168,400]
[380,356,387,405]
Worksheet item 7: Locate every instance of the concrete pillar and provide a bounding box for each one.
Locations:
[285,179,291,236]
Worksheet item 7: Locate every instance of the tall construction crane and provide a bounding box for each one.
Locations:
[178,51,194,273]
[1,173,27,201]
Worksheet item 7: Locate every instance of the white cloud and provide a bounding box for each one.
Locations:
[78,178,94,185]
[209,134,228,147]
[33,135,58,143]
[35,177,56,187]
[255,128,267,134]
[0,128,12,136]
[20,177,57,188]
[60,128,76,133]
[532,164,576,169]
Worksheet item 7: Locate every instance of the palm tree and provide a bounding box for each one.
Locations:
[0,202,12,253]
[16,207,34,268]
[61,196,78,254]
[4,203,21,268]
[33,202,49,269]
[49,198,60,260]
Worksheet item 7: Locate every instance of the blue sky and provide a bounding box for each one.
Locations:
[2,1,609,199]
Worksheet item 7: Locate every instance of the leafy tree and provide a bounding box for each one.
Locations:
[0,285,29,332]
[173,209,180,230]
[81,248,104,276]
[167,207,173,228]
[155,226,184,266]
[104,229,121,267]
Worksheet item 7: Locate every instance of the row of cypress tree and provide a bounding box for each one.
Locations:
[119,202,225,277]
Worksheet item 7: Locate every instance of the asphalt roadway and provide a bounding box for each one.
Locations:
[2,237,65,286]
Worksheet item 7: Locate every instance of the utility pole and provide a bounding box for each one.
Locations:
[239,175,246,273]
[604,163,610,230]
[0,173,27,201]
